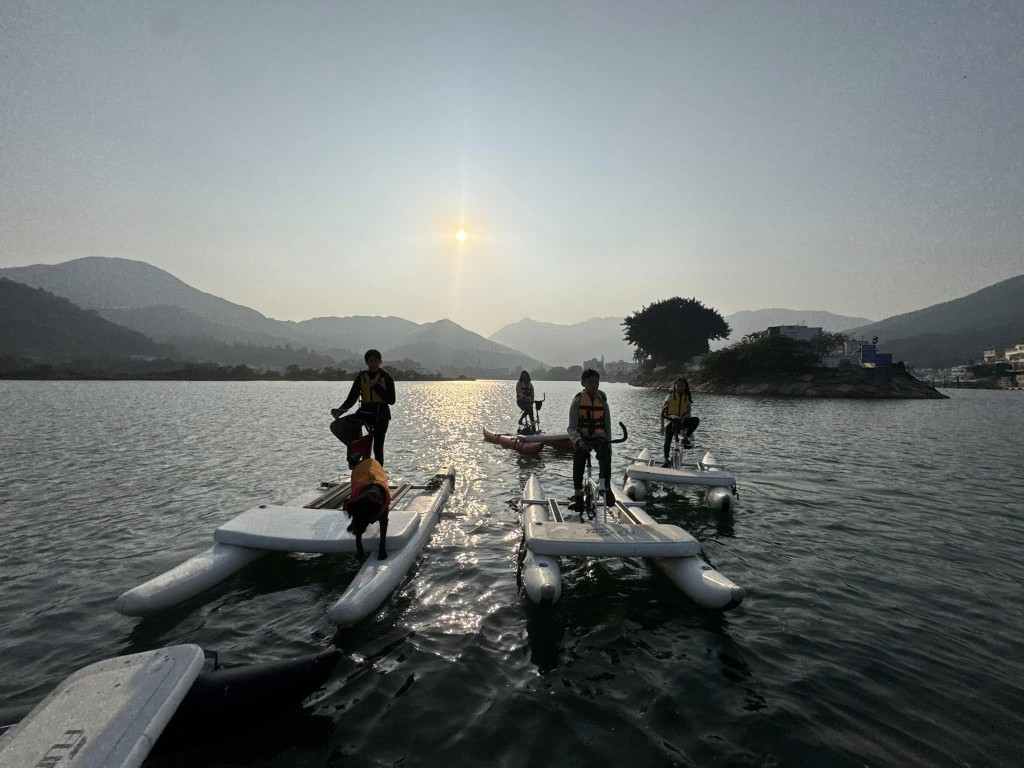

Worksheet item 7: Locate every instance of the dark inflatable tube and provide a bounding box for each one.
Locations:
[157,647,342,744]
[0,648,342,745]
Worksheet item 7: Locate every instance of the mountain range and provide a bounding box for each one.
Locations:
[846,274,1024,368]
[1,257,1021,371]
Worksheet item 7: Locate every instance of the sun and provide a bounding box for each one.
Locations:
[454,228,468,242]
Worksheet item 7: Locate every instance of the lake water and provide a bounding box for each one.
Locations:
[1,380,1022,767]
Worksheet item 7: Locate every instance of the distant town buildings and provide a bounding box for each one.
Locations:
[760,325,895,369]
[582,355,638,380]
[981,343,1024,374]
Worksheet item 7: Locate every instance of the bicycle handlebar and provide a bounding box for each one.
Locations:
[579,422,628,445]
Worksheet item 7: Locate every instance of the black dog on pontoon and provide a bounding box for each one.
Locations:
[343,434,390,560]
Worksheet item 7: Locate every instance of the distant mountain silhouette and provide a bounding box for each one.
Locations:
[845,274,1024,367]
[0,257,344,354]
[0,258,538,372]
[7,256,1016,372]
[295,315,422,355]
[0,278,169,360]
[716,309,875,349]
[489,310,873,364]
[391,319,546,373]
[489,317,632,366]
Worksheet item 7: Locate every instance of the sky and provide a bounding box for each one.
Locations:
[2,1,1023,336]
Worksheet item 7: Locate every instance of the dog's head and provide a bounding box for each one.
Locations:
[345,484,386,536]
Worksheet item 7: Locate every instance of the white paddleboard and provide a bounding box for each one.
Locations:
[0,645,204,768]
[525,520,700,558]
[213,506,420,552]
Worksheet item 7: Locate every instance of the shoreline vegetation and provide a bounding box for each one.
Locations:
[0,356,626,383]
[632,365,949,399]
[630,333,951,399]
[0,357,464,382]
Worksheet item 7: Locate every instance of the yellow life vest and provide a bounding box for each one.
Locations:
[360,371,387,404]
[577,391,606,437]
[665,392,691,417]
[350,458,391,513]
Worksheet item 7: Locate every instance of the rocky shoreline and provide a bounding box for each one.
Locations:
[631,366,949,399]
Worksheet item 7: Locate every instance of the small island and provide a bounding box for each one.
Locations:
[634,364,947,399]
[622,299,948,399]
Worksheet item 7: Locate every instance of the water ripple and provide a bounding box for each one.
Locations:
[1,381,1022,767]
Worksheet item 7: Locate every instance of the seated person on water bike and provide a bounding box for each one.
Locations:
[330,349,396,465]
[567,369,614,509]
[516,370,536,432]
[660,377,700,466]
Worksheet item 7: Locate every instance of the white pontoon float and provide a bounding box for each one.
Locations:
[519,474,744,611]
[623,448,738,512]
[116,468,455,626]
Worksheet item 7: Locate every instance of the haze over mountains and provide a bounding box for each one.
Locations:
[1,257,1021,371]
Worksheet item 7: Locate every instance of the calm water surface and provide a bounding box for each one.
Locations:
[1,381,1022,767]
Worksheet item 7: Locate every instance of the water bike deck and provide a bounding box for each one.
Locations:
[624,462,735,487]
[213,505,420,552]
[522,493,700,558]
[0,645,204,768]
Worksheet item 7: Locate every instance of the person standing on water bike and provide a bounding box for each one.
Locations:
[567,369,614,509]
[660,377,699,466]
[331,349,396,465]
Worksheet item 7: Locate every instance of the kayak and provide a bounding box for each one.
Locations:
[515,432,575,450]
[519,474,743,611]
[116,468,456,626]
[483,427,543,454]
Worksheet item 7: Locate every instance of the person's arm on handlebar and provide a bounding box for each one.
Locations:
[566,393,588,449]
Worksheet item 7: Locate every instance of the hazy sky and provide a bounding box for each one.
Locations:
[2,1,1022,335]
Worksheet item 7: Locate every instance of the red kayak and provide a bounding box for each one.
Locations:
[516,432,575,450]
[482,428,543,455]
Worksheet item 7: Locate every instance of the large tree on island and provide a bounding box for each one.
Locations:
[622,297,731,368]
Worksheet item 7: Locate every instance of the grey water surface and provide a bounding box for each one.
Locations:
[1,380,1022,767]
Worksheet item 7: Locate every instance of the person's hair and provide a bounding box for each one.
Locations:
[519,370,531,383]
[581,368,600,382]
[364,349,382,363]
[674,377,693,401]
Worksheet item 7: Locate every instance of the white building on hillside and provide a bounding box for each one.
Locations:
[766,325,823,342]
[1004,344,1024,371]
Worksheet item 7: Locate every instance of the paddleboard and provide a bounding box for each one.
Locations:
[0,645,204,768]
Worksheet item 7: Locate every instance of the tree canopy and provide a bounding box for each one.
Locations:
[699,335,821,381]
[622,297,731,368]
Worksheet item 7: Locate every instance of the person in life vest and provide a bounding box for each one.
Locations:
[566,368,614,509]
[660,377,700,466]
[331,349,396,465]
[343,434,391,560]
[516,370,536,433]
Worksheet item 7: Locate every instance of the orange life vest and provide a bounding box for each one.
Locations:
[360,370,388,404]
[349,458,391,514]
[577,391,606,438]
[665,392,692,417]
